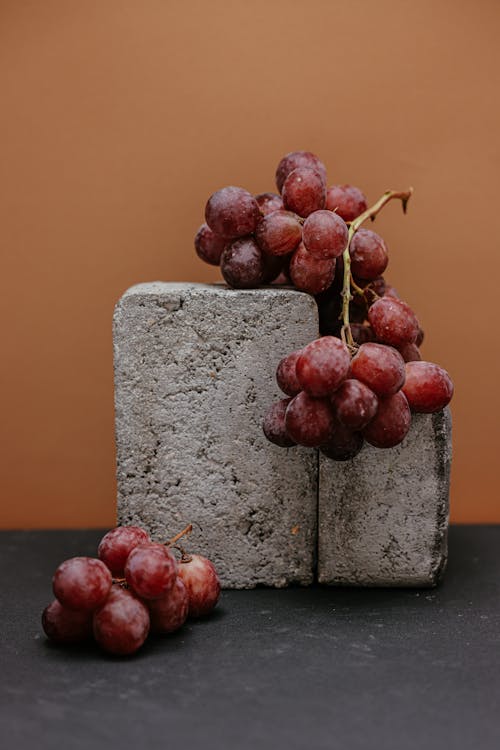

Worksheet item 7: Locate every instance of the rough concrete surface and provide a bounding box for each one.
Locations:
[114,283,319,588]
[318,408,452,587]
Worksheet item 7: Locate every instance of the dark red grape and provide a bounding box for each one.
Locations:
[363,391,411,448]
[271,270,290,285]
[148,577,189,635]
[350,323,375,344]
[178,555,221,618]
[124,543,178,600]
[276,350,302,396]
[53,557,112,611]
[255,211,302,256]
[282,168,326,218]
[296,336,350,397]
[325,184,368,222]
[415,327,425,347]
[194,224,227,266]
[320,422,364,461]
[275,151,327,193]
[302,210,348,260]
[220,237,265,288]
[42,599,93,644]
[331,379,378,430]
[255,192,284,216]
[262,398,296,447]
[368,297,419,346]
[384,285,400,299]
[402,361,454,413]
[289,243,335,295]
[349,229,388,281]
[350,343,406,397]
[397,341,422,362]
[261,250,285,284]
[285,391,335,447]
[98,526,151,577]
[205,186,260,239]
[93,586,150,656]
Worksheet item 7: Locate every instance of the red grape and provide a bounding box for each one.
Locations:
[384,285,400,299]
[331,379,378,430]
[205,186,260,239]
[220,237,265,288]
[350,343,406,397]
[53,557,112,611]
[255,211,302,256]
[368,297,419,346]
[262,398,296,447]
[276,349,302,396]
[194,224,227,266]
[349,229,388,281]
[261,250,285,284]
[289,243,336,295]
[320,421,364,461]
[302,210,348,260]
[325,184,368,222]
[350,323,375,344]
[285,391,335,447]
[148,577,189,635]
[415,327,425,347]
[255,192,284,216]
[178,555,221,618]
[275,151,327,193]
[397,341,421,363]
[42,599,93,644]
[282,168,326,218]
[296,336,350,397]
[93,586,150,656]
[124,543,178,600]
[98,526,150,577]
[363,391,411,448]
[402,361,454,413]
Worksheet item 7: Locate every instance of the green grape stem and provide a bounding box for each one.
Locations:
[340,187,413,350]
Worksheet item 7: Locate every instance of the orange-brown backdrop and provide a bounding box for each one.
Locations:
[1,0,498,527]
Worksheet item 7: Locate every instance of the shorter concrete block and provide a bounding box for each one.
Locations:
[318,409,452,587]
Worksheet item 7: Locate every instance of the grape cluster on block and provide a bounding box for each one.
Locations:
[42,525,220,656]
[195,150,454,460]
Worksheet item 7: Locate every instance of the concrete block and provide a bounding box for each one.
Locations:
[114,282,319,589]
[318,408,452,587]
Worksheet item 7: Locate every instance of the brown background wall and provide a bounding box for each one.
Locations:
[1,0,498,527]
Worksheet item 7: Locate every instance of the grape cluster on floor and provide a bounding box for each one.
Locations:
[42,525,220,656]
[195,150,454,460]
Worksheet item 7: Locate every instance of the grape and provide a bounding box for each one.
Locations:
[205,186,260,239]
[276,350,302,396]
[325,184,368,222]
[255,211,302,256]
[350,343,406,397]
[178,555,221,618]
[275,151,327,193]
[285,391,335,447]
[194,224,227,266]
[271,270,290,285]
[282,168,326,218]
[331,379,378,430]
[350,323,375,344]
[320,422,364,461]
[349,229,388,280]
[148,577,189,635]
[255,192,284,216]
[220,237,265,288]
[397,341,421,362]
[262,398,296,447]
[302,210,348,260]
[124,543,178,600]
[53,557,112,611]
[363,391,411,448]
[289,243,336,295]
[42,599,93,644]
[296,336,351,397]
[415,327,425,347]
[93,586,150,656]
[261,250,285,284]
[368,297,419,346]
[402,361,454,413]
[98,526,150,577]
[384,285,400,299]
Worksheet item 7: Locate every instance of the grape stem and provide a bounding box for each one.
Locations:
[340,187,413,349]
[166,523,193,547]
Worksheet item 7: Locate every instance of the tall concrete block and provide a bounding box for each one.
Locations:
[114,282,319,589]
[318,408,452,587]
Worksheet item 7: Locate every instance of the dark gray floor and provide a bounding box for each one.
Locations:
[1,526,499,749]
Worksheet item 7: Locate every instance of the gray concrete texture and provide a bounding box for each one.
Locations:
[114,282,452,588]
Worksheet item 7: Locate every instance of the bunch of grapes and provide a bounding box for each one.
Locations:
[195,150,454,460]
[42,524,220,656]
